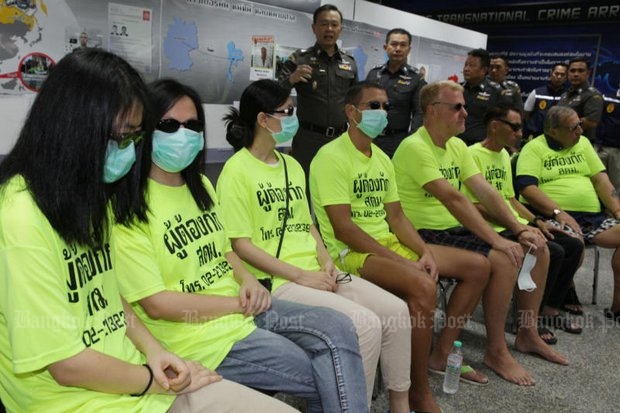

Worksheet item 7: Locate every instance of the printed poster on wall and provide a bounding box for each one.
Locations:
[249,35,275,80]
[108,2,153,73]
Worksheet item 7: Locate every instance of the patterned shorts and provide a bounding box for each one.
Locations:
[418,227,491,256]
[569,211,620,242]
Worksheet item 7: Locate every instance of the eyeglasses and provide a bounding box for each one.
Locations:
[431,101,467,111]
[111,130,144,149]
[335,271,352,284]
[270,106,295,116]
[562,120,583,132]
[157,118,204,133]
[495,118,522,132]
[358,101,392,111]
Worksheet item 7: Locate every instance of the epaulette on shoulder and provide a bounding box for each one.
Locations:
[487,79,502,89]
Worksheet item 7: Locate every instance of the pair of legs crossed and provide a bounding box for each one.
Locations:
[217,298,368,413]
[274,279,411,413]
[339,235,488,413]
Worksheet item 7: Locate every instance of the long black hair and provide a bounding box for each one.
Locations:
[148,78,212,210]
[0,49,153,248]
[223,79,290,151]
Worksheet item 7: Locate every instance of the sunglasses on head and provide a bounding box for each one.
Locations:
[495,118,522,132]
[431,101,467,111]
[358,101,392,111]
[111,130,144,149]
[156,118,204,133]
[270,106,295,116]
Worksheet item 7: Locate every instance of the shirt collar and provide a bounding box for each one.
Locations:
[544,134,565,150]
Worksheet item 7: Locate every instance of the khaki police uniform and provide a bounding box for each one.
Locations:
[278,43,358,177]
[558,82,604,141]
[459,78,505,145]
[366,63,426,157]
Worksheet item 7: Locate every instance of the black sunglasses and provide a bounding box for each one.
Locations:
[359,101,392,111]
[335,271,352,284]
[431,101,467,111]
[111,130,144,149]
[157,118,204,133]
[270,106,295,116]
[563,120,583,132]
[495,118,522,132]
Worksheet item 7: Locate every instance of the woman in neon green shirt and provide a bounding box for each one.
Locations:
[0,49,294,413]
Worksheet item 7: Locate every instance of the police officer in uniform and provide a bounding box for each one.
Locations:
[596,92,620,192]
[523,63,568,141]
[557,56,604,141]
[366,28,425,157]
[489,55,524,113]
[459,48,507,145]
[278,4,357,180]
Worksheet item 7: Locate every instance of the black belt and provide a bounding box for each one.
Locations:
[379,128,408,136]
[299,121,347,138]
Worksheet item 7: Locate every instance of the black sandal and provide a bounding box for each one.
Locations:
[543,314,583,334]
[604,308,620,323]
[537,325,558,345]
[562,286,584,315]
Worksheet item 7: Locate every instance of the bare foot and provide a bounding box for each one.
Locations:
[483,348,536,386]
[514,331,569,366]
[428,358,489,386]
[410,392,442,413]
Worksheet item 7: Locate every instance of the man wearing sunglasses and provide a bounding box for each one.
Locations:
[557,57,603,142]
[278,4,357,182]
[366,28,426,158]
[311,81,492,413]
[465,104,584,343]
[393,80,559,387]
[516,105,620,326]
[459,48,508,146]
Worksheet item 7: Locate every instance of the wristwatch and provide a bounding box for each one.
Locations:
[552,208,562,218]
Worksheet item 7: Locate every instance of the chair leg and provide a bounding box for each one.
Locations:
[592,246,600,305]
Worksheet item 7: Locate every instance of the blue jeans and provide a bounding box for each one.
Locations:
[217,327,321,411]
[257,298,368,413]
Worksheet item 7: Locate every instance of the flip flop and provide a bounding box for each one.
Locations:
[562,287,584,315]
[543,314,582,334]
[537,326,558,345]
[604,308,620,323]
[429,364,489,386]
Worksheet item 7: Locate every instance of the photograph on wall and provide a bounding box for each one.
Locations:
[65,27,103,53]
[108,2,153,73]
[249,34,275,80]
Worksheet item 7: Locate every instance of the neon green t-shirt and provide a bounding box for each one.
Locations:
[112,176,255,370]
[465,143,527,232]
[217,148,318,291]
[310,132,398,259]
[393,126,480,230]
[516,135,605,212]
[0,175,171,413]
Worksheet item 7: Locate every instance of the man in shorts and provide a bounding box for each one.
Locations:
[393,81,569,388]
[516,105,620,324]
[311,81,490,413]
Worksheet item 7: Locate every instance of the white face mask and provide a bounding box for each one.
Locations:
[517,248,537,292]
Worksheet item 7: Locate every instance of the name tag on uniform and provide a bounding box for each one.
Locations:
[338,63,352,71]
[397,79,411,85]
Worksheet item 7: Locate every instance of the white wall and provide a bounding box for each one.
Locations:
[0,0,486,157]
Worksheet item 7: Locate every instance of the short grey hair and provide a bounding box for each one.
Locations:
[543,106,577,134]
[420,80,464,114]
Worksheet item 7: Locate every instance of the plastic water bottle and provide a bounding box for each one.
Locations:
[442,340,463,394]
